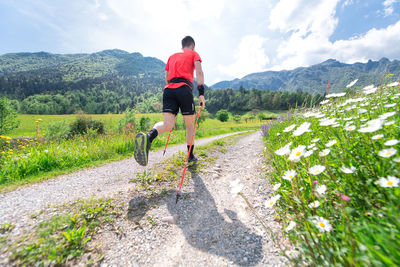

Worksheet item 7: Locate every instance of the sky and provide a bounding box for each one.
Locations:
[0,0,400,84]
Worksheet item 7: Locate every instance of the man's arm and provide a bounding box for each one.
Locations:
[194,61,205,109]
[165,71,169,85]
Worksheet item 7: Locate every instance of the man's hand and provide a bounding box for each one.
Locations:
[199,95,206,110]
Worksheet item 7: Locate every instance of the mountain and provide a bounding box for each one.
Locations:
[0,49,165,114]
[212,58,400,94]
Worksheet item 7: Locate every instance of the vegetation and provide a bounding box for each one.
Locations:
[216,109,229,122]
[212,58,400,94]
[7,199,120,266]
[263,81,400,265]
[0,97,20,134]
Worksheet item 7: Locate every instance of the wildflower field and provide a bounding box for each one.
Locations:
[263,81,399,265]
[0,113,261,190]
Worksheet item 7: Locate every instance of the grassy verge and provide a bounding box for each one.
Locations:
[1,199,121,266]
[263,83,400,265]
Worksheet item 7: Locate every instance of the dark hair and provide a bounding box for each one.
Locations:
[182,36,195,48]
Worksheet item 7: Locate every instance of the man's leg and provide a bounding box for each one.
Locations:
[183,114,196,161]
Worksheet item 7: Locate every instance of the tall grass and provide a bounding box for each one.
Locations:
[263,82,399,265]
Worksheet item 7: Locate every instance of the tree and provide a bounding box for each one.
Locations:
[0,97,20,135]
[216,109,229,122]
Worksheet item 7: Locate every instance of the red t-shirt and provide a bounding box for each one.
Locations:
[165,49,202,89]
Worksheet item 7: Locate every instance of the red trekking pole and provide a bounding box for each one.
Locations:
[176,105,202,203]
[163,129,173,156]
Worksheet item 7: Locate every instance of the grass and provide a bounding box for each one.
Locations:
[0,111,260,191]
[4,199,120,266]
[262,82,400,265]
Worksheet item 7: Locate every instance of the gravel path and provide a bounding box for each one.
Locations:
[99,131,291,266]
[0,132,244,239]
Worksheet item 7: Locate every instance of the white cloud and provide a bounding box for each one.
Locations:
[218,35,270,78]
[383,0,398,17]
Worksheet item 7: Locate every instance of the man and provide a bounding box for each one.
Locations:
[134,36,206,166]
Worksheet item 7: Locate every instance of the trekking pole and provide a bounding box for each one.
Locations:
[163,129,173,156]
[176,105,202,204]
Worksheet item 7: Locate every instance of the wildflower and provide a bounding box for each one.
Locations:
[285,221,296,232]
[325,140,337,147]
[316,184,327,195]
[313,217,333,232]
[309,165,326,175]
[282,170,297,181]
[303,150,313,158]
[308,201,320,208]
[358,119,384,133]
[265,195,281,208]
[384,103,396,108]
[385,139,399,146]
[378,148,397,158]
[293,122,312,137]
[379,111,396,120]
[384,120,395,126]
[341,195,351,201]
[230,179,244,195]
[343,117,354,121]
[319,149,331,157]
[312,180,319,184]
[340,166,356,174]
[394,157,400,163]
[320,99,330,105]
[273,183,281,191]
[311,138,320,143]
[378,176,399,188]
[372,134,384,140]
[326,92,346,98]
[387,81,399,87]
[288,145,306,162]
[320,118,336,127]
[275,142,292,156]
[283,124,296,132]
[346,79,358,88]
[345,125,356,131]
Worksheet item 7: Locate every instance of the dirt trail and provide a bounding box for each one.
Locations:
[100,132,290,266]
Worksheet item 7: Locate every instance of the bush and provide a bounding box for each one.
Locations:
[45,120,70,141]
[139,117,151,131]
[198,109,210,126]
[118,108,136,133]
[233,115,241,123]
[0,97,20,135]
[216,109,229,122]
[70,113,105,136]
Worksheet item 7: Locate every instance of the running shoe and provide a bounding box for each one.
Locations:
[134,132,150,166]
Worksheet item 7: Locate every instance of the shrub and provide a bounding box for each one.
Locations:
[70,113,105,136]
[0,97,20,135]
[45,120,70,141]
[198,109,210,126]
[233,115,241,123]
[139,117,151,131]
[118,108,136,133]
[216,109,229,122]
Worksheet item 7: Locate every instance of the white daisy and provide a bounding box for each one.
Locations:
[378,176,399,188]
[378,148,397,158]
[311,138,320,143]
[320,99,330,105]
[387,81,399,87]
[288,145,306,162]
[320,118,337,127]
[275,142,292,156]
[379,112,396,120]
[230,179,244,195]
[282,170,297,181]
[346,79,358,88]
[265,194,281,208]
[384,139,399,146]
[325,140,337,147]
[313,217,333,232]
[384,120,395,126]
[358,119,384,133]
[308,144,316,149]
[372,134,384,140]
[285,221,296,232]
[393,157,400,163]
[340,166,356,174]
[316,184,327,195]
[384,103,397,108]
[345,125,356,131]
[273,183,281,191]
[283,124,296,132]
[304,150,314,157]
[308,200,320,208]
[293,122,312,137]
[309,165,326,175]
[319,149,331,157]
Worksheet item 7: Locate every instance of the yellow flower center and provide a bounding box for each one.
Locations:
[296,152,301,156]
[289,175,293,178]
[386,152,392,156]
[269,201,274,205]
[377,136,382,139]
[388,181,393,186]
[319,222,325,228]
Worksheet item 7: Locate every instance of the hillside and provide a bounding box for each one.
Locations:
[0,49,165,114]
[212,58,400,94]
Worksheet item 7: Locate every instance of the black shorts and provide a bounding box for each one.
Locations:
[162,85,195,115]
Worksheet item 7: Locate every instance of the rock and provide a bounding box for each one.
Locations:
[161,215,177,224]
